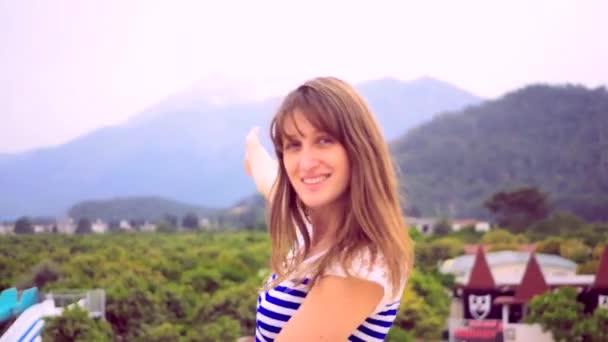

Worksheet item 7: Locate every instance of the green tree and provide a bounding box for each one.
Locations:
[585,308,608,341]
[128,218,144,231]
[525,287,586,342]
[163,214,179,228]
[577,244,607,274]
[415,237,463,272]
[528,211,587,240]
[408,226,425,242]
[386,327,415,342]
[105,283,161,341]
[156,222,178,233]
[481,229,528,251]
[187,316,241,342]
[536,236,564,255]
[393,271,449,340]
[182,212,200,230]
[182,268,222,294]
[433,218,452,236]
[577,259,599,274]
[484,187,549,233]
[17,259,62,289]
[108,220,121,232]
[42,306,113,342]
[559,239,590,263]
[14,216,34,234]
[76,218,92,234]
[536,237,590,263]
[142,322,183,342]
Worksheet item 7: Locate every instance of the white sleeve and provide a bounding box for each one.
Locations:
[323,250,405,312]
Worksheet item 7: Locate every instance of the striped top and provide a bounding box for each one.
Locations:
[254,251,406,341]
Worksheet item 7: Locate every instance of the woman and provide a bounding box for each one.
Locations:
[243,76,414,341]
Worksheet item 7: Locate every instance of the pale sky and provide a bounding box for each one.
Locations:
[1,0,607,153]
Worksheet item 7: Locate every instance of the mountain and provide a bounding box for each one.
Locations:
[67,194,267,229]
[358,76,483,139]
[390,84,608,221]
[0,76,482,220]
[67,196,219,222]
[126,74,269,126]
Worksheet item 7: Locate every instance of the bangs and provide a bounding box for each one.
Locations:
[271,85,344,155]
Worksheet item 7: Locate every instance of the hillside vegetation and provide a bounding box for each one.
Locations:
[391,84,608,220]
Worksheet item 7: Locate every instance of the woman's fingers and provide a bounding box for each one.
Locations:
[245,126,261,177]
[244,158,252,176]
[246,126,260,147]
[244,126,278,199]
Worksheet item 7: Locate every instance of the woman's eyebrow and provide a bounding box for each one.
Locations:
[284,133,299,140]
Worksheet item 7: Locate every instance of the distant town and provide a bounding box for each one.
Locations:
[0,215,491,235]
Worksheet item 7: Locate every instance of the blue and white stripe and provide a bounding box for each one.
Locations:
[16,317,44,342]
[255,274,401,342]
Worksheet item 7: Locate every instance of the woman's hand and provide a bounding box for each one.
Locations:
[245,127,278,201]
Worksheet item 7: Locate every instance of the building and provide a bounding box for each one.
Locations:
[447,245,608,324]
[452,219,491,233]
[91,219,108,233]
[0,224,13,234]
[56,217,76,234]
[407,216,436,234]
[408,216,491,235]
[440,249,578,282]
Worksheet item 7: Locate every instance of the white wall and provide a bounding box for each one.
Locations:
[503,323,554,342]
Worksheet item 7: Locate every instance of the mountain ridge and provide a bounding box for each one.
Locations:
[390,83,608,221]
[0,76,483,220]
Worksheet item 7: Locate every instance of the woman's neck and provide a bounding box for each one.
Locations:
[307,200,346,251]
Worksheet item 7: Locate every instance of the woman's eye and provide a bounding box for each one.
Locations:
[284,141,298,150]
[318,136,334,144]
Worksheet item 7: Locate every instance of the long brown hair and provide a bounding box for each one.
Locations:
[266,76,414,297]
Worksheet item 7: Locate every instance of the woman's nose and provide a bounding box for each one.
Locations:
[298,147,320,171]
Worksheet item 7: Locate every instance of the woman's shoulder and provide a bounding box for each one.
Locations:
[324,248,388,281]
[323,248,407,308]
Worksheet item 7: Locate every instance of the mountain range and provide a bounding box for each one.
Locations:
[390,83,608,221]
[0,76,483,220]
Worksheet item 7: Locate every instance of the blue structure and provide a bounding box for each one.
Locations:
[0,287,39,322]
[0,288,18,322]
[12,287,39,316]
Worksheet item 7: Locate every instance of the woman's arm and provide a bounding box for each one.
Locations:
[245,127,278,202]
[275,276,384,341]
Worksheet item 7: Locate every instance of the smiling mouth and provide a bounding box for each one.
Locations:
[301,174,330,185]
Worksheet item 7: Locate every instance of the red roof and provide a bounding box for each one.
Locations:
[514,252,549,302]
[593,245,608,289]
[466,245,496,289]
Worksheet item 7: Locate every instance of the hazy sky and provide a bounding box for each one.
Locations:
[1,0,607,153]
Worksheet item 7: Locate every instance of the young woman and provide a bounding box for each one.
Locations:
[243,76,414,341]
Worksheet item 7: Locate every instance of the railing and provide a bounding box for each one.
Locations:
[45,289,105,319]
[448,319,555,342]
[448,319,505,342]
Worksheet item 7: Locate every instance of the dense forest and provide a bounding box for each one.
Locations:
[391,84,608,220]
[0,231,451,341]
[2,208,608,340]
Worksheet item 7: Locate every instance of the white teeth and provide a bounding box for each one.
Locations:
[302,175,329,184]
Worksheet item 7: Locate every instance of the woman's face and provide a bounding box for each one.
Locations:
[281,110,351,212]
